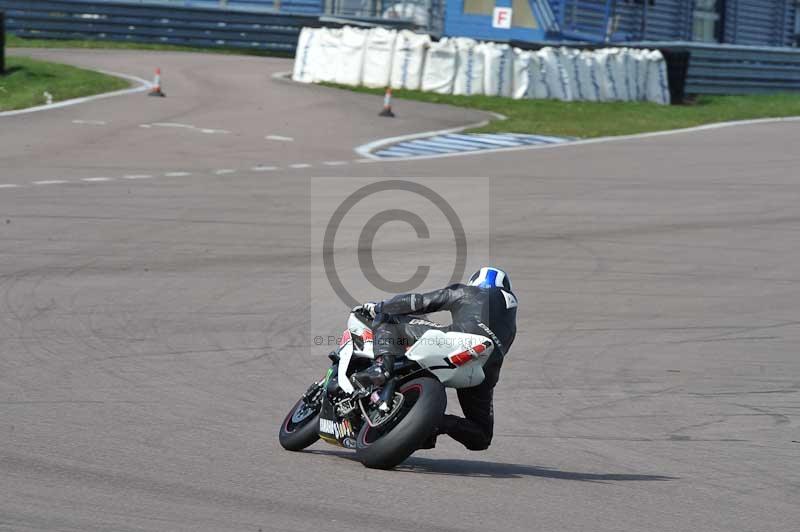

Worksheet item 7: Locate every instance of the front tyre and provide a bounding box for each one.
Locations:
[356,377,446,469]
[279,393,321,451]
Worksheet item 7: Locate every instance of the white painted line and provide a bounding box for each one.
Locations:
[164,172,191,177]
[323,161,348,166]
[123,174,153,180]
[289,163,311,169]
[0,71,152,118]
[215,169,236,175]
[141,123,230,135]
[354,159,376,164]
[81,177,113,182]
[0,184,20,189]
[252,165,278,172]
[33,180,69,185]
[266,135,294,142]
[151,122,195,129]
[72,120,107,126]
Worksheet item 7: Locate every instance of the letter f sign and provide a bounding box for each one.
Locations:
[493,7,512,29]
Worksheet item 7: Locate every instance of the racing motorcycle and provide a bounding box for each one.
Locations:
[278,307,494,469]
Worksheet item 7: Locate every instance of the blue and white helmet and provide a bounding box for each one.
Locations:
[468,267,511,291]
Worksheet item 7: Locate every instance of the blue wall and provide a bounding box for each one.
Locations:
[444,0,799,47]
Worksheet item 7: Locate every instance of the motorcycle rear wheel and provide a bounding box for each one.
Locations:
[355,377,446,469]
[278,393,321,451]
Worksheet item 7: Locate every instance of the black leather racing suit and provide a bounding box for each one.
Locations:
[373,283,517,450]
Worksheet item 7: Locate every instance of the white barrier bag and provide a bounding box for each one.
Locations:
[611,48,635,101]
[645,50,671,105]
[362,27,397,88]
[512,48,535,99]
[313,27,343,83]
[483,42,513,97]
[629,48,649,101]
[594,48,620,101]
[422,38,457,94]
[575,50,600,101]
[537,47,571,101]
[453,38,485,96]
[335,26,367,86]
[556,48,580,101]
[293,27,319,83]
[390,30,430,90]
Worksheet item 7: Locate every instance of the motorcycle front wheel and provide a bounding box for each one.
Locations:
[278,387,322,451]
[355,377,446,469]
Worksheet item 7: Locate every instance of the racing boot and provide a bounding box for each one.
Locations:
[418,415,459,449]
[376,354,396,412]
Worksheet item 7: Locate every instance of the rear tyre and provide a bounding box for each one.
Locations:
[279,394,321,451]
[356,377,446,469]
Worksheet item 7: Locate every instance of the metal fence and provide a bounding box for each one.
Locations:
[0,0,322,51]
[0,0,417,52]
[637,40,800,94]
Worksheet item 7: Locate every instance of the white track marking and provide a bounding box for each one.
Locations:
[0,71,152,118]
[252,165,278,171]
[289,163,311,169]
[164,172,191,177]
[0,184,19,189]
[72,120,107,126]
[353,158,376,164]
[33,180,69,185]
[151,122,195,129]
[141,123,230,135]
[215,169,236,175]
[266,135,294,142]
[81,177,113,182]
[123,174,153,180]
[323,161,348,166]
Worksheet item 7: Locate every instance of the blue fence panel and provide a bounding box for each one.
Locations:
[641,0,692,41]
[723,0,795,47]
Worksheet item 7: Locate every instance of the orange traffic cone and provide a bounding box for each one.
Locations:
[379,87,395,117]
[148,68,166,97]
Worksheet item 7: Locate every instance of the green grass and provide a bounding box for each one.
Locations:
[6,34,291,57]
[325,84,800,138]
[0,56,131,111]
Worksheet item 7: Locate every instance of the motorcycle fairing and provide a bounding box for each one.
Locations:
[405,330,494,388]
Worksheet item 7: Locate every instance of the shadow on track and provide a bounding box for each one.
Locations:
[306,450,676,482]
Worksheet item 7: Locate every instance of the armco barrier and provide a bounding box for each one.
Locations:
[0,0,321,52]
[636,41,800,95]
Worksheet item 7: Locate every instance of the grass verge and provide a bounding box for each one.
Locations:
[324,84,800,138]
[6,34,291,58]
[0,56,131,112]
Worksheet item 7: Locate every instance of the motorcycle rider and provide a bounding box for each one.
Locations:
[354,267,517,451]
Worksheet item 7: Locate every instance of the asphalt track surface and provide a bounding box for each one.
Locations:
[1,50,798,532]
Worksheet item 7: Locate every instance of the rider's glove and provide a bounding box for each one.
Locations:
[352,302,378,319]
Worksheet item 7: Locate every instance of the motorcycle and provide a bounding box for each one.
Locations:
[278,307,495,469]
